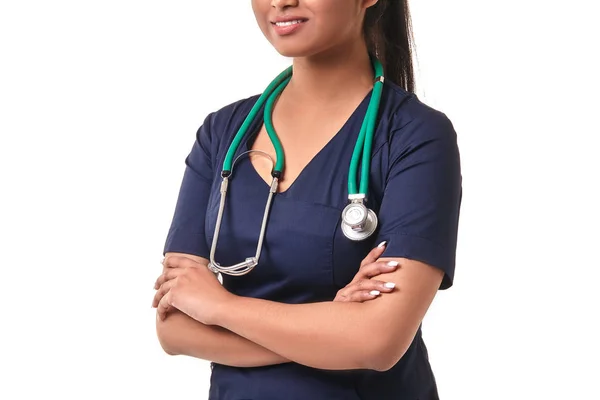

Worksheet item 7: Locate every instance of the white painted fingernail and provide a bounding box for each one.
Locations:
[384,282,396,289]
[370,290,381,296]
[387,261,399,267]
[377,241,387,248]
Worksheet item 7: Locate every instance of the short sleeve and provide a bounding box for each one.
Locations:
[163,112,216,257]
[377,110,462,289]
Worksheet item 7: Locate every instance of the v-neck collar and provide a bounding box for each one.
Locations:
[235,89,373,197]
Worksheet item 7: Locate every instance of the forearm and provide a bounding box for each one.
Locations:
[156,309,291,368]
[216,297,392,371]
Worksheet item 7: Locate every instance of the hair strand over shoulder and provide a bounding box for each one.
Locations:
[364,0,416,93]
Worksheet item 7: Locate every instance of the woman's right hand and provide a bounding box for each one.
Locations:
[333,241,400,303]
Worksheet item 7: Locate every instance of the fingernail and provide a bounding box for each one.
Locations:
[377,241,387,248]
[384,282,396,289]
[370,290,381,296]
[387,261,399,267]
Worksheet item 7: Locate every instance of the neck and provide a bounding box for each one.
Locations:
[286,40,375,105]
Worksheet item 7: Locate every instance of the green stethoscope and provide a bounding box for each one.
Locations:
[208,58,385,276]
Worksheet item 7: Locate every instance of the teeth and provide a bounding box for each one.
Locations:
[275,20,303,27]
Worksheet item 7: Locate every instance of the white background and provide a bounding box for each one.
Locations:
[1,1,598,399]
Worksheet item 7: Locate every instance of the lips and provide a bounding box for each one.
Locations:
[270,16,308,36]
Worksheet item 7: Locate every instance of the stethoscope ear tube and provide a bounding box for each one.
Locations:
[208,174,280,276]
[221,66,293,175]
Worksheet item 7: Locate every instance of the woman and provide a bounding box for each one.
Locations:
[152,0,462,399]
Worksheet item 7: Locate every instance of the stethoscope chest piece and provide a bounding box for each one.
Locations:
[341,199,378,241]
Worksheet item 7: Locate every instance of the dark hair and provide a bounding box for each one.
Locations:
[363,0,416,93]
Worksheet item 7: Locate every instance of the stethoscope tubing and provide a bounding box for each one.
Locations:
[209,58,385,275]
[222,66,293,176]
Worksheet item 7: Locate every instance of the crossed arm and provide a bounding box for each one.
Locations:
[156,309,290,367]
[155,252,443,371]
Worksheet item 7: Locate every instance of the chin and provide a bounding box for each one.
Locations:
[271,41,327,59]
[275,48,308,58]
[270,42,307,58]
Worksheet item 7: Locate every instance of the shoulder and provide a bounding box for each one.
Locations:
[191,94,262,171]
[194,94,262,163]
[384,81,456,137]
[202,94,262,138]
[378,81,458,158]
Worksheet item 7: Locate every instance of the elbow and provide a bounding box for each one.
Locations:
[158,339,177,356]
[369,353,405,372]
[363,335,411,372]
[155,316,179,356]
[160,344,177,356]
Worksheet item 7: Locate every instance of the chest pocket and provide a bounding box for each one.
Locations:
[205,179,342,302]
[331,226,378,288]
[331,191,384,288]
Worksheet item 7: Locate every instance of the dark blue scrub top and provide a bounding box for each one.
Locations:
[164,80,462,400]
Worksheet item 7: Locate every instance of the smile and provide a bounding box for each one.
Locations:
[274,20,304,27]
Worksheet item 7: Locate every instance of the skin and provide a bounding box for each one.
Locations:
[154,0,444,371]
[250,0,379,191]
[155,244,397,368]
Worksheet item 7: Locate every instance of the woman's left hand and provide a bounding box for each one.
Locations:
[152,256,234,324]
